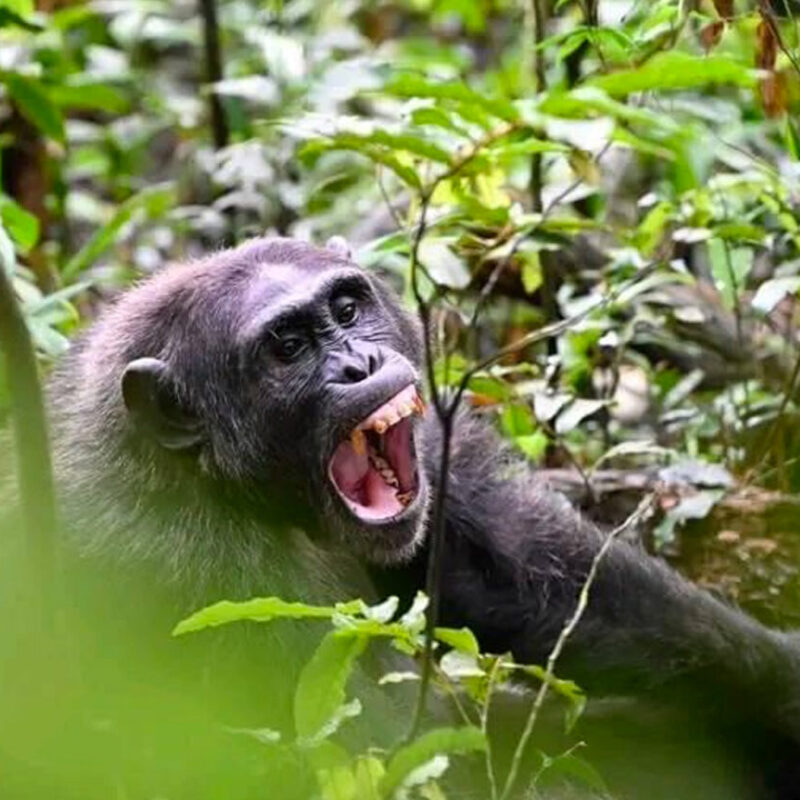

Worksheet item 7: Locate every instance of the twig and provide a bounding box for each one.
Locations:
[747,347,800,480]
[406,140,616,740]
[499,495,656,800]
[759,1,800,77]
[0,247,58,625]
[480,656,504,800]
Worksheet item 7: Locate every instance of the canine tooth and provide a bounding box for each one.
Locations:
[373,419,388,434]
[350,429,366,456]
[397,491,413,506]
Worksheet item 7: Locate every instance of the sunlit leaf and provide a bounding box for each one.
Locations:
[385,74,519,123]
[173,596,337,635]
[294,631,366,742]
[381,727,486,796]
[435,627,480,655]
[587,53,757,97]
[0,196,39,253]
[4,73,65,142]
[62,184,175,280]
[0,6,42,30]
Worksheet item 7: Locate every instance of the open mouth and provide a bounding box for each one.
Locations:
[328,384,424,521]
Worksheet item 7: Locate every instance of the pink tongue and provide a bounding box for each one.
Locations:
[329,441,404,520]
[330,441,368,493]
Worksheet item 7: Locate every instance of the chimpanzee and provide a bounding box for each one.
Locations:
[33,237,800,798]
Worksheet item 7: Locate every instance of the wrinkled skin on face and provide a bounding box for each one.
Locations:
[117,238,431,565]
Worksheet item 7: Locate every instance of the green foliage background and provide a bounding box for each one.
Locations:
[2,0,800,797]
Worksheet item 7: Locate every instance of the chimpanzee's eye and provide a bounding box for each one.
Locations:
[272,333,305,361]
[332,295,359,327]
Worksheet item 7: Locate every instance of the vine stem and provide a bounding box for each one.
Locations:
[405,140,617,742]
[499,495,655,800]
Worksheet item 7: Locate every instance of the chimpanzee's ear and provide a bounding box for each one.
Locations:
[325,236,353,261]
[121,358,203,451]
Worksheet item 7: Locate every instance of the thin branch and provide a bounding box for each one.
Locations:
[747,347,800,480]
[407,140,615,740]
[528,0,547,215]
[499,495,656,800]
[480,656,504,800]
[759,1,800,77]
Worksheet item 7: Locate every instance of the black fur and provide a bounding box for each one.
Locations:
[38,237,800,798]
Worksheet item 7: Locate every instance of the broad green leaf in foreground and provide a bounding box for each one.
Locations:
[173,597,338,635]
[294,631,366,742]
[381,726,486,797]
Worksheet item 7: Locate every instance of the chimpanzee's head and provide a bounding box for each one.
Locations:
[116,237,430,564]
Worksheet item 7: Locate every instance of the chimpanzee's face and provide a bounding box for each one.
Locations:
[121,241,430,564]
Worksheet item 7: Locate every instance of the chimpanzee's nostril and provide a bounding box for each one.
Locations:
[367,351,379,375]
[342,363,369,383]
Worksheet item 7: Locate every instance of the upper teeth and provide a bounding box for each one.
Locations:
[356,384,424,435]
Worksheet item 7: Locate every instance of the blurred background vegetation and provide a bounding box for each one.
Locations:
[2,0,800,796]
[3,0,800,622]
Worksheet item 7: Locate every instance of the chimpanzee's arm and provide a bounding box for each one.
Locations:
[426,415,800,747]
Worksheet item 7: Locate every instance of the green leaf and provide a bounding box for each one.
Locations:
[385,74,519,123]
[62,183,175,280]
[587,52,757,97]
[381,727,486,797]
[751,277,800,314]
[294,631,366,742]
[785,117,800,162]
[0,6,42,30]
[513,431,549,461]
[537,752,607,794]
[439,650,485,679]
[300,138,422,190]
[353,756,384,800]
[410,106,470,137]
[555,398,607,434]
[434,627,480,655]
[539,87,679,131]
[501,403,536,436]
[224,726,282,745]
[521,250,542,294]
[4,73,65,142]
[50,81,130,113]
[418,240,471,289]
[0,195,39,253]
[302,130,452,165]
[0,0,33,14]
[0,223,17,276]
[708,240,752,309]
[173,597,337,635]
[301,698,362,748]
[363,596,399,623]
